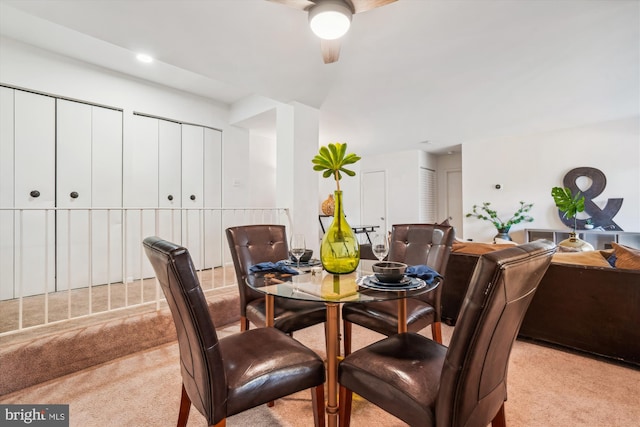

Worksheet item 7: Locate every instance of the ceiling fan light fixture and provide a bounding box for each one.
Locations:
[309,1,352,40]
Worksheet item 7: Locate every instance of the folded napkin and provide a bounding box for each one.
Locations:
[405,265,441,284]
[249,261,299,275]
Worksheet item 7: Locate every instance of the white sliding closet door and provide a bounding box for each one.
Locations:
[57,100,123,289]
[91,106,123,285]
[0,87,15,299]
[125,115,159,280]
[181,124,204,270]
[56,99,92,290]
[13,90,56,297]
[158,120,181,243]
[204,128,222,268]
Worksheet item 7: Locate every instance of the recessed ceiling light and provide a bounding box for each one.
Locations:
[136,53,153,63]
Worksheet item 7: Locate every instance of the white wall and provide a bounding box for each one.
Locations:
[0,37,228,127]
[462,116,640,243]
[358,149,436,227]
[248,133,277,208]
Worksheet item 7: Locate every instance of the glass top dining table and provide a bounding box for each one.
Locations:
[246,260,440,427]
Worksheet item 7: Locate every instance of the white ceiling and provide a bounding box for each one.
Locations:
[1,0,638,157]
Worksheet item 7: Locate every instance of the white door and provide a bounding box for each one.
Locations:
[124,115,159,280]
[158,120,182,243]
[181,124,204,269]
[446,169,463,237]
[57,100,123,289]
[0,87,15,299]
[56,99,92,290]
[419,167,437,223]
[204,128,222,269]
[361,170,387,240]
[91,106,123,285]
[14,90,56,297]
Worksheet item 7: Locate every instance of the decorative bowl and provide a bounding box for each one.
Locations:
[290,249,313,263]
[372,261,407,283]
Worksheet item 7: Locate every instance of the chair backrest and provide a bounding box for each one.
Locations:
[388,223,455,271]
[388,223,455,310]
[143,236,226,425]
[225,225,290,313]
[435,240,556,427]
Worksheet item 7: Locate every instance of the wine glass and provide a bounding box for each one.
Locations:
[290,233,306,270]
[372,233,389,262]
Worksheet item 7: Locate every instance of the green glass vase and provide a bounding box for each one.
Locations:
[320,190,360,274]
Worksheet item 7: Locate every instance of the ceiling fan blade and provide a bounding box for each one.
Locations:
[348,0,397,14]
[267,0,315,11]
[321,39,341,64]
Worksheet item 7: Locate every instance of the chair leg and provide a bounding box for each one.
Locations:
[211,419,226,427]
[177,384,191,427]
[431,321,443,344]
[338,385,353,427]
[491,403,507,427]
[311,384,326,427]
[343,320,352,356]
[240,316,249,331]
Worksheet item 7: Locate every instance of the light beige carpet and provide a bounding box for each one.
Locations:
[2,323,639,427]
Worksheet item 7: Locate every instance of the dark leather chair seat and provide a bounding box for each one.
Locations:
[143,236,326,427]
[338,240,556,427]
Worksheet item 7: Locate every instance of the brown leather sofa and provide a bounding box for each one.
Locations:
[442,251,640,367]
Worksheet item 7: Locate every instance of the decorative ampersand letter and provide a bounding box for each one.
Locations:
[559,167,623,231]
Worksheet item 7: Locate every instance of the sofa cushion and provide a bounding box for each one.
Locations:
[611,243,640,269]
[551,250,613,268]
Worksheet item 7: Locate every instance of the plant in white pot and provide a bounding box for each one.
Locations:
[465,201,534,241]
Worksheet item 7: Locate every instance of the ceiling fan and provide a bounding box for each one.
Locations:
[268,0,397,64]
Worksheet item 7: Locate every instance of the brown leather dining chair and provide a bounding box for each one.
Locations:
[338,240,556,427]
[226,225,326,333]
[342,223,454,354]
[143,236,326,427]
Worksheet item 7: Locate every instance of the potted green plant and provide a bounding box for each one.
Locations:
[312,142,361,274]
[551,187,585,232]
[466,201,534,241]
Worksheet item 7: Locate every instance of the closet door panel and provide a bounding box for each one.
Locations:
[0,87,15,299]
[158,120,181,243]
[204,128,222,269]
[124,115,158,280]
[181,124,204,269]
[91,107,123,285]
[14,90,55,297]
[56,100,92,290]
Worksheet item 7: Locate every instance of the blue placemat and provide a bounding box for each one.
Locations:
[249,261,299,275]
[405,265,441,284]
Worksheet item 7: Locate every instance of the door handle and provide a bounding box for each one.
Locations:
[168,195,173,201]
[190,195,196,201]
[30,190,40,198]
[70,192,79,199]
